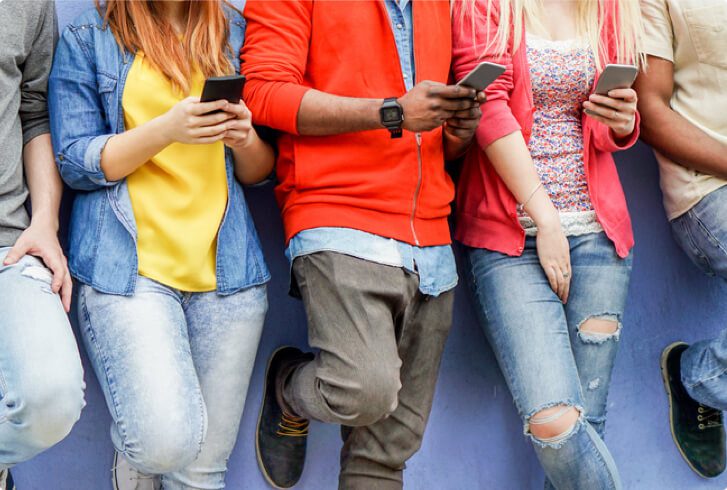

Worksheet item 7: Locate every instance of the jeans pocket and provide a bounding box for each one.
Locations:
[672,215,716,276]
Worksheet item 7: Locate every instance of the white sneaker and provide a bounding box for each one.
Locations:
[112,452,161,490]
[0,469,14,490]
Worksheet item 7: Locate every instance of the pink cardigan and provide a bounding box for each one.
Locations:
[452,1,639,258]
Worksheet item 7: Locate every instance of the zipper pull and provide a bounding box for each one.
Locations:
[415,133,422,146]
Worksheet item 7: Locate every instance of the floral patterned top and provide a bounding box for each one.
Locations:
[519,33,604,237]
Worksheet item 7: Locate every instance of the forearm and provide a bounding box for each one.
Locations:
[444,130,474,161]
[23,133,62,230]
[297,90,384,136]
[640,100,727,179]
[485,131,558,228]
[231,130,276,185]
[101,116,172,182]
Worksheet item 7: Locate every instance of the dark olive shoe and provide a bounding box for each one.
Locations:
[256,347,313,489]
[661,342,726,478]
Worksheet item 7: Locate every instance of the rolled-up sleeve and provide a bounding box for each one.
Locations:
[241,0,313,136]
[20,1,57,145]
[451,1,521,151]
[641,0,675,62]
[49,26,117,191]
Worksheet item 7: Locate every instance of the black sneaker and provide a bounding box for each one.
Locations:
[661,342,726,478]
[256,347,313,489]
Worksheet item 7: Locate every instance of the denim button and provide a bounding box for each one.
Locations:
[397,23,403,29]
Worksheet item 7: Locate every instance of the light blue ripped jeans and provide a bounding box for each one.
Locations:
[0,248,85,471]
[464,232,632,490]
[78,276,267,489]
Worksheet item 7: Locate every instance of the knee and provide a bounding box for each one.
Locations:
[578,317,621,344]
[123,422,205,474]
[528,405,581,444]
[329,368,401,426]
[8,372,85,453]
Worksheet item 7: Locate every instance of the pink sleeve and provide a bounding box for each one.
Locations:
[452,1,521,150]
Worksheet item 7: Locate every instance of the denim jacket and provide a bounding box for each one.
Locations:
[49,7,270,296]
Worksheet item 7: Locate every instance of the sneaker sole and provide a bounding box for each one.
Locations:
[660,341,712,479]
[255,346,297,490]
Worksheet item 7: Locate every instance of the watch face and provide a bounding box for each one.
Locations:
[382,106,402,123]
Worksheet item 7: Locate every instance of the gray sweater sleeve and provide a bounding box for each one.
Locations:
[20,1,58,146]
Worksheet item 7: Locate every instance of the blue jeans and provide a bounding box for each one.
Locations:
[0,248,85,471]
[78,276,267,489]
[464,232,632,490]
[671,185,727,410]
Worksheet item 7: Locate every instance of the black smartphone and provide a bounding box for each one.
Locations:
[200,75,246,104]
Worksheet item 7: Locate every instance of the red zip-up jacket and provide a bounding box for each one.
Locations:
[452,1,639,258]
[242,0,454,246]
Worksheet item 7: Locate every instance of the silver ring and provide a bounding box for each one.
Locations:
[562,271,571,279]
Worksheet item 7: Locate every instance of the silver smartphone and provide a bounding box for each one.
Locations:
[594,64,638,96]
[457,61,506,91]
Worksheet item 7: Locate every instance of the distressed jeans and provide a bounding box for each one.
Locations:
[671,185,727,410]
[284,252,454,490]
[78,276,267,489]
[464,232,632,490]
[0,248,85,471]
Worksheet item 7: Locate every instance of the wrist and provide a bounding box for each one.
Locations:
[534,209,561,232]
[154,113,176,146]
[381,97,404,137]
[229,128,259,152]
[29,212,59,232]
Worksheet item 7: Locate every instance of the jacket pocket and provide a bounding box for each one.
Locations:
[684,5,727,69]
[97,73,117,120]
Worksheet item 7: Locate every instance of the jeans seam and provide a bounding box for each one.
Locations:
[684,364,727,390]
[692,211,727,258]
[682,212,716,274]
[584,422,618,490]
[80,287,130,450]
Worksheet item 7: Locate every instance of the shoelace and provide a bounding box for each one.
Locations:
[697,405,723,430]
[277,412,310,437]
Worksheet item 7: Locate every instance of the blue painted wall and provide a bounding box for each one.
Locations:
[14,2,727,488]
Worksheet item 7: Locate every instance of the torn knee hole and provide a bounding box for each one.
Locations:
[21,265,54,292]
[578,316,621,343]
[528,405,581,442]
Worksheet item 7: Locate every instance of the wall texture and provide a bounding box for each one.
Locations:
[13,2,727,489]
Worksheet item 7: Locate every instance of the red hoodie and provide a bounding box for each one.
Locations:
[451,1,639,258]
[242,0,455,246]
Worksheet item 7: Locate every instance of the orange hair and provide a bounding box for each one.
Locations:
[96,0,241,94]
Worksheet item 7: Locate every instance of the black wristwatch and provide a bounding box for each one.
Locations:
[380,97,404,138]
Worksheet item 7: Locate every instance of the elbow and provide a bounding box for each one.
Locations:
[235,160,275,186]
[99,164,124,184]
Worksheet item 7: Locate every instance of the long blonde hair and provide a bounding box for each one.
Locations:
[457,0,645,70]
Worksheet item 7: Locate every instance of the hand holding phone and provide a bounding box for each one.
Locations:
[583,64,639,138]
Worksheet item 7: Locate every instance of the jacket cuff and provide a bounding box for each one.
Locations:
[253,81,310,136]
[83,134,116,186]
[597,111,641,152]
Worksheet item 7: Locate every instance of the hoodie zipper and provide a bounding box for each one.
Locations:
[410,132,423,246]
